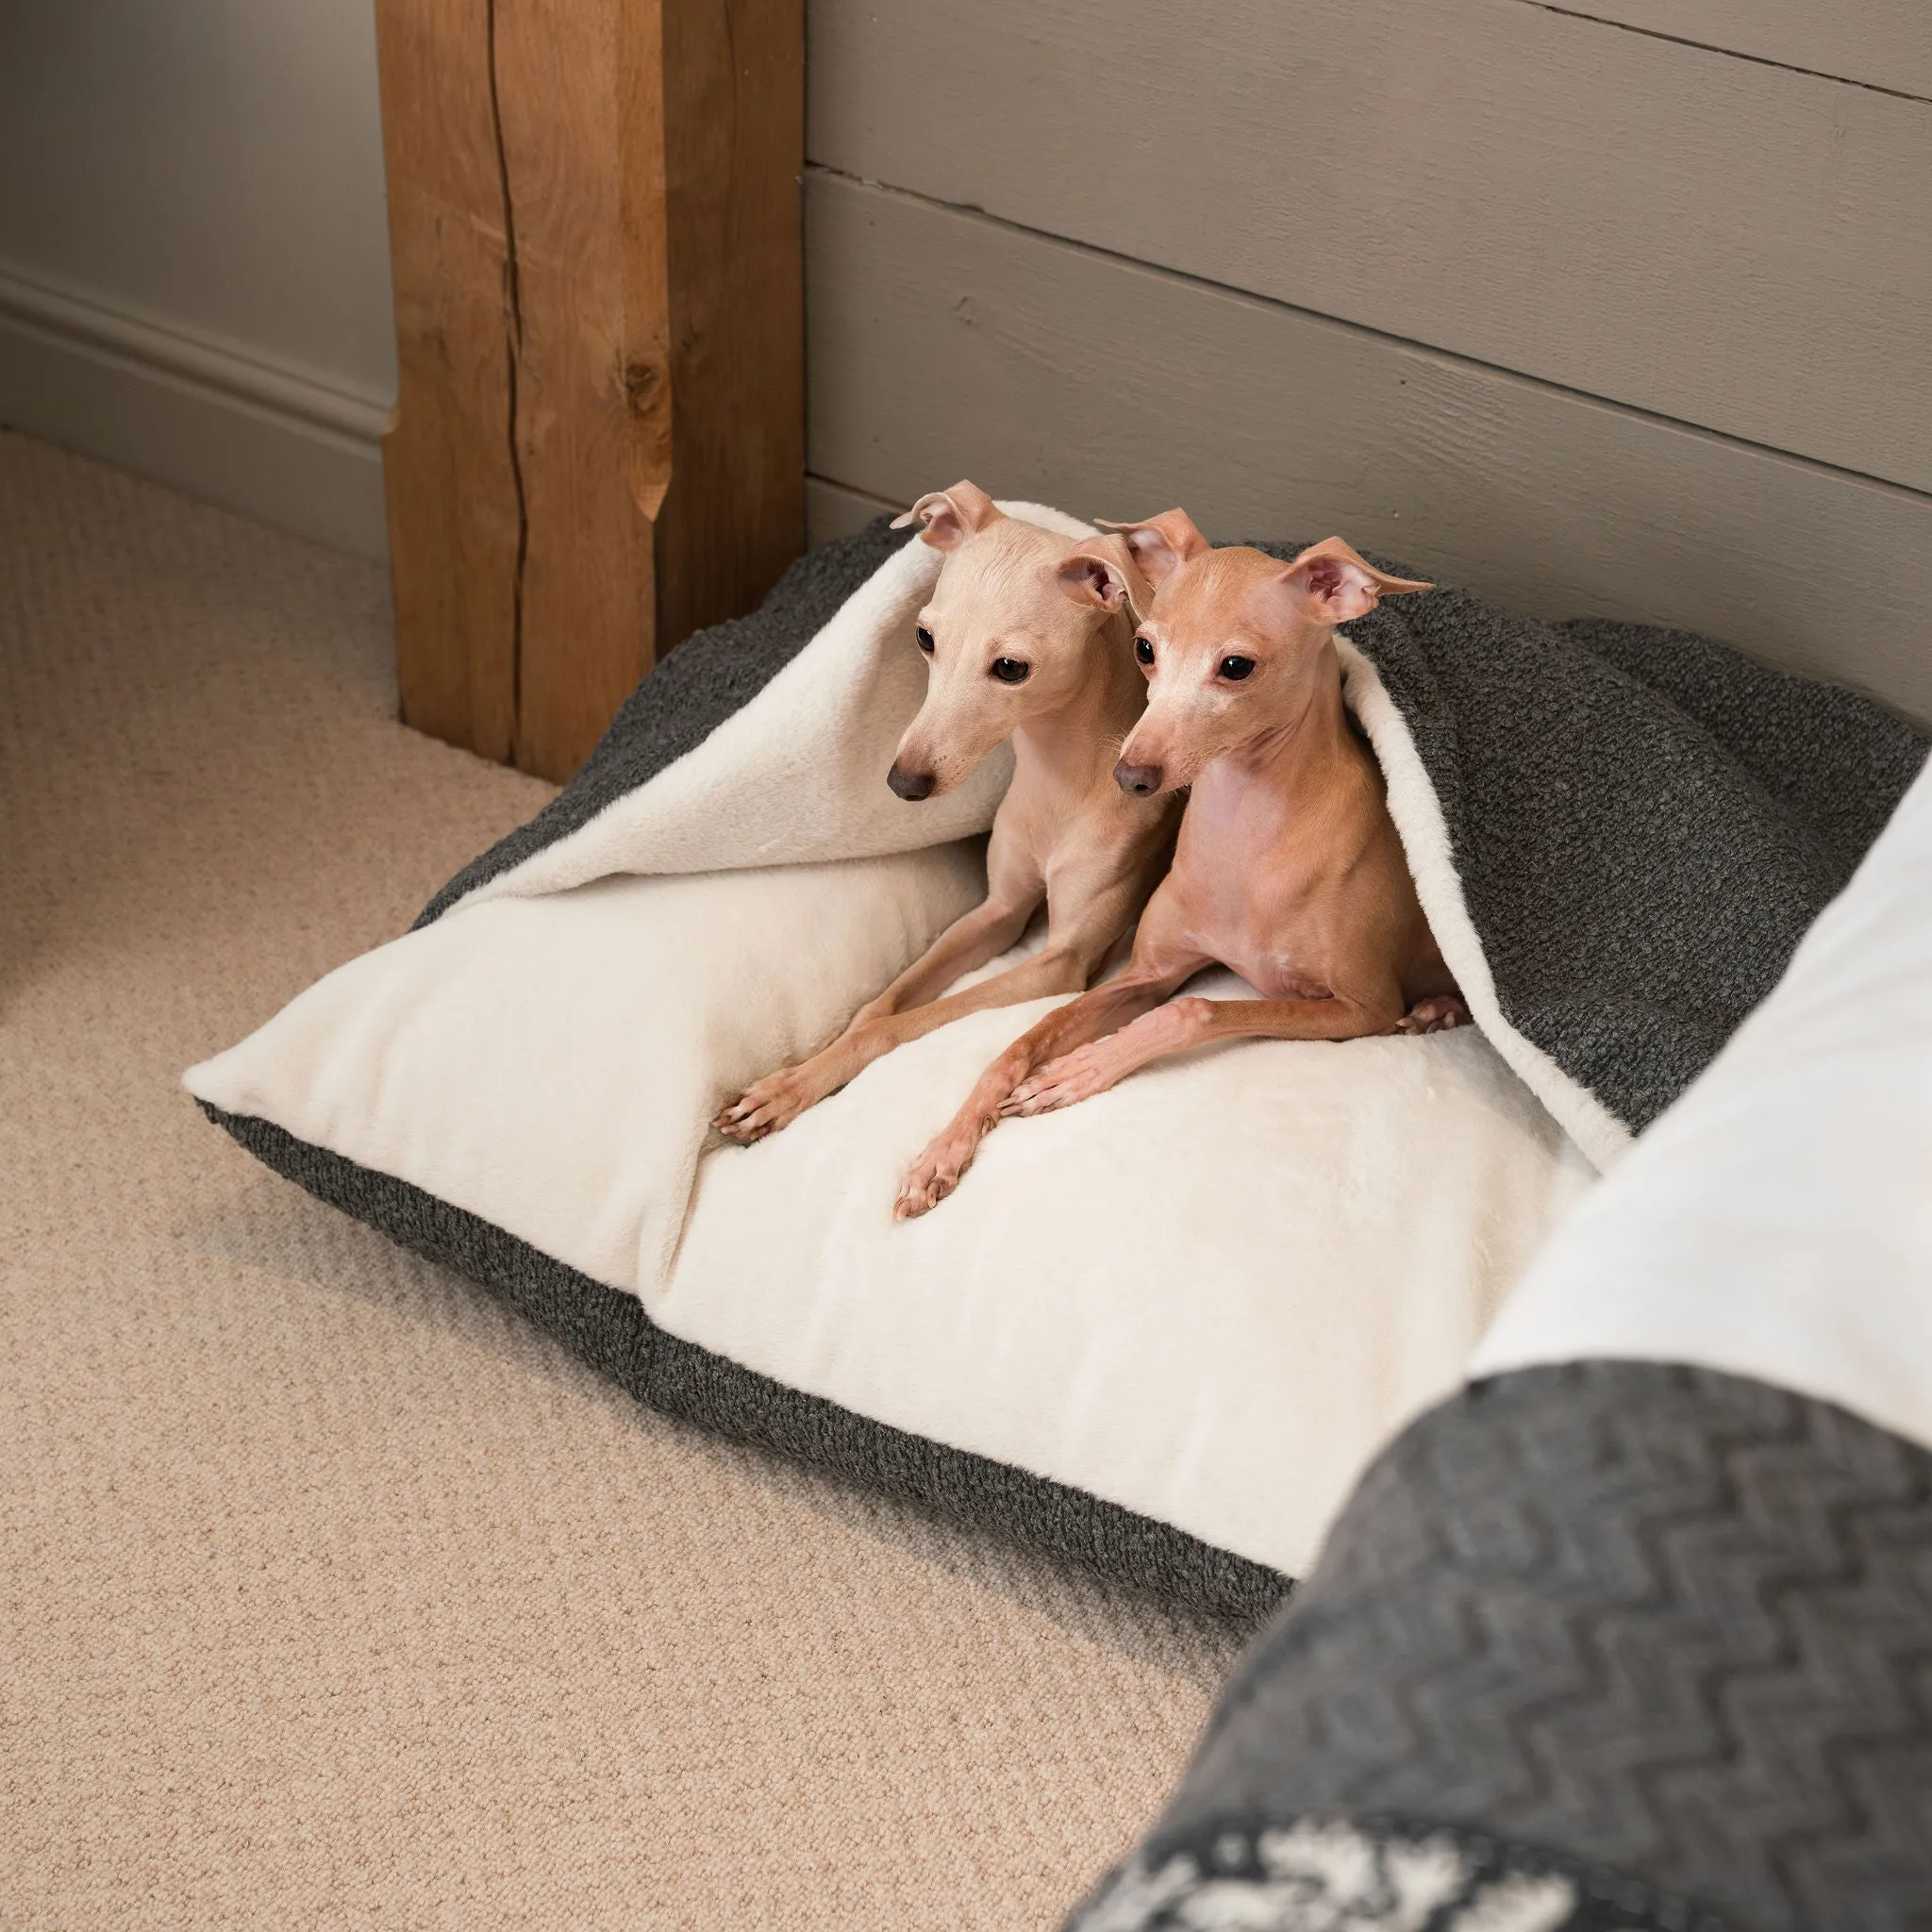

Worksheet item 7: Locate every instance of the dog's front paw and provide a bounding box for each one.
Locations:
[893,1121,988,1220]
[714,1063,824,1143]
[1396,995,1471,1036]
[1001,1043,1119,1116]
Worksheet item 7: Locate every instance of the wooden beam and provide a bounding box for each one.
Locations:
[374,0,804,782]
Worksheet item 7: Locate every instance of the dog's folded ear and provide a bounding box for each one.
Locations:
[890,480,1004,551]
[1055,533,1151,618]
[1276,538,1433,625]
[1093,508,1211,587]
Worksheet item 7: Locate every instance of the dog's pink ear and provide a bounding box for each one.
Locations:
[1275,538,1432,625]
[1055,534,1148,616]
[890,480,1003,552]
[1094,509,1210,587]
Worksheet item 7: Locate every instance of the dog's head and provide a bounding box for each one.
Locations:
[1079,511,1431,795]
[884,483,1144,801]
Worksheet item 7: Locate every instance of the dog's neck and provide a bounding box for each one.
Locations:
[1232,635,1361,776]
[1194,635,1376,827]
[1010,614,1144,793]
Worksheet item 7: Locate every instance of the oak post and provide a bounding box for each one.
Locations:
[373,0,805,782]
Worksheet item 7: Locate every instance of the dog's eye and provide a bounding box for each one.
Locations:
[1134,637,1155,666]
[1219,656,1257,681]
[990,658,1030,684]
[915,626,935,655]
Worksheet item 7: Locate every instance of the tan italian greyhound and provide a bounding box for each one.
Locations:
[716,483,1179,1143]
[895,511,1467,1218]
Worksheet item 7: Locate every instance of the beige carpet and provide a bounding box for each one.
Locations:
[0,433,1250,1929]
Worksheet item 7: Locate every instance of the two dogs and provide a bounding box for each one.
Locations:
[718,485,1467,1215]
[715,482,1178,1145]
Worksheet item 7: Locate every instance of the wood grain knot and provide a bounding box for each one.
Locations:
[623,360,667,414]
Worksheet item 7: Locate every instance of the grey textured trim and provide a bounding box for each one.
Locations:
[200,1102,1291,1623]
[1111,1360,1932,1932]
[415,520,915,928]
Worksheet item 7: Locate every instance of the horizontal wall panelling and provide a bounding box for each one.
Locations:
[1532,1,1932,99]
[807,0,1932,492]
[806,473,898,546]
[805,170,1932,726]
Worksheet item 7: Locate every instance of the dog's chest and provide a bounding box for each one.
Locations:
[1191,883,1341,999]
[1178,843,1349,997]
[1176,778,1361,997]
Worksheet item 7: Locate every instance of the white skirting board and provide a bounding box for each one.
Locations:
[0,261,391,559]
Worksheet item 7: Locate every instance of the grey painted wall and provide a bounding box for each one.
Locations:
[806,172,1932,716]
[803,0,1932,723]
[0,0,394,555]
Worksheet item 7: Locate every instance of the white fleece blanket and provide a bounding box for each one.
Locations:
[188,505,1597,1575]
[1475,755,1932,1461]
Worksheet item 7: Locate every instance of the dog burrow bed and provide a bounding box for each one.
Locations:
[186,505,1925,1615]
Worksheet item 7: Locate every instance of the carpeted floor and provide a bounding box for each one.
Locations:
[0,432,1250,1929]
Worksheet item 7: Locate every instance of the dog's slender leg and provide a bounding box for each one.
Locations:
[1008,989,1402,1117]
[893,966,1195,1220]
[852,894,1040,1024]
[718,938,1091,1143]
[714,893,1037,1142]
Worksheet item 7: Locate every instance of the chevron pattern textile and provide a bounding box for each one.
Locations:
[1071,1360,1932,1932]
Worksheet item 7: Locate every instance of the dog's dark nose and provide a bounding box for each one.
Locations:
[1113,759,1162,796]
[887,762,936,801]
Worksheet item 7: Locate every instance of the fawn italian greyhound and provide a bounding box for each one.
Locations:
[895,512,1467,1218]
[715,482,1178,1144]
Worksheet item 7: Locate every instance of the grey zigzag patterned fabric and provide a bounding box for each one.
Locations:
[1075,1813,1723,1931]
[1074,1361,1932,1932]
